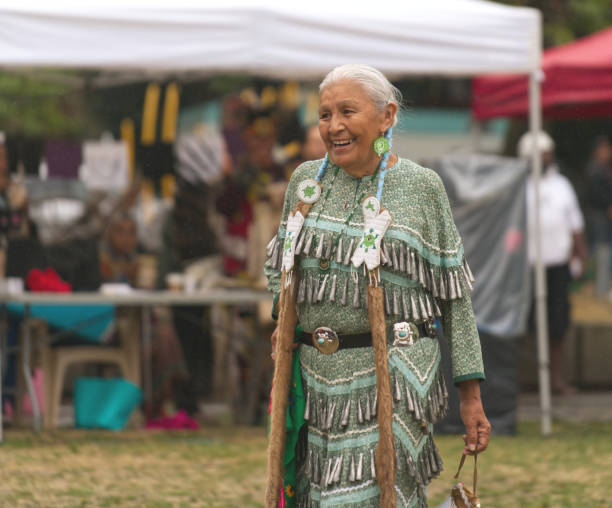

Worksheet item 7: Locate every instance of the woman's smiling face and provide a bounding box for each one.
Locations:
[318,80,393,177]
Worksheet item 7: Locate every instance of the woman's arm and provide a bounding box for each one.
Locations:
[429,174,490,454]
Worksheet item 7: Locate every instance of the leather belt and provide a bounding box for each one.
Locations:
[299,331,372,350]
[299,322,430,354]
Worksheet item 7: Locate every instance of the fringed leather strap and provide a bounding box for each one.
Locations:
[265,202,313,508]
[367,271,396,508]
[454,453,478,496]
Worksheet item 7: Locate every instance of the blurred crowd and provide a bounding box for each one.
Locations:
[519,130,612,395]
[1,83,611,421]
[0,86,326,424]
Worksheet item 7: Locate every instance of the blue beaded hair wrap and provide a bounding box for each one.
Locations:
[314,128,393,201]
[314,153,329,182]
[376,127,393,201]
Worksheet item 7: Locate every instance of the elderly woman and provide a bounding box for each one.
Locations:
[265,64,490,508]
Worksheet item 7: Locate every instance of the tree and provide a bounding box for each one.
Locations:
[494,1,612,181]
[494,0,612,47]
[0,71,86,137]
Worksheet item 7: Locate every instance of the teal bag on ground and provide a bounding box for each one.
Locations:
[74,378,142,431]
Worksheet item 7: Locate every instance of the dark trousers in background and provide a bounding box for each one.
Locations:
[172,306,213,416]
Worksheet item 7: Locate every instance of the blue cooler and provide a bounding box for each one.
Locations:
[74,378,142,431]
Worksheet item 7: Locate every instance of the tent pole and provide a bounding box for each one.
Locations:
[529,70,552,436]
[471,118,482,152]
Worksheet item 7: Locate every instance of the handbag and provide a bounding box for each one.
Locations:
[437,454,480,508]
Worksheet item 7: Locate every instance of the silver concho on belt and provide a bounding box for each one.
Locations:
[393,322,419,346]
[312,326,339,354]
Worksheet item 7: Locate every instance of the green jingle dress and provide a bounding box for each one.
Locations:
[265,157,485,508]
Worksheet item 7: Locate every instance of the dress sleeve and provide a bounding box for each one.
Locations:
[439,278,485,384]
[431,175,485,385]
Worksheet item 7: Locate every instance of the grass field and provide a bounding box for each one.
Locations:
[0,421,611,507]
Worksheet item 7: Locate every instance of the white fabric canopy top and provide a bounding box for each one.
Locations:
[0,0,540,77]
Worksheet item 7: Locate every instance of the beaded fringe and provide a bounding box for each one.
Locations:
[267,231,474,307]
[295,497,428,508]
[302,369,448,436]
[296,364,447,508]
[295,270,444,323]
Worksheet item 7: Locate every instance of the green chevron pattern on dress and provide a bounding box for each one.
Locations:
[295,342,447,508]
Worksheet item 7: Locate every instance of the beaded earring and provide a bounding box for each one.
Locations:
[373,133,390,157]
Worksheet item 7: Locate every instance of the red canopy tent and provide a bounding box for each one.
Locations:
[472,27,612,119]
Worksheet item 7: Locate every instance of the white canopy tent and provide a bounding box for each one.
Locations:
[2,0,538,77]
[0,0,551,434]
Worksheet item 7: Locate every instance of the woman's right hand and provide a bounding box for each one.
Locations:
[270,326,298,361]
[270,326,279,360]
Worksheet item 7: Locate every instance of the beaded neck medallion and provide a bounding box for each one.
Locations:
[285,128,394,276]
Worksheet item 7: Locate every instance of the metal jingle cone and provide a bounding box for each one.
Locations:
[353,278,360,308]
[384,286,391,315]
[294,230,305,255]
[303,230,314,256]
[419,293,428,318]
[317,274,329,302]
[393,289,400,315]
[340,399,351,427]
[315,233,325,259]
[344,238,354,265]
[370,449,377,479]
[335,236,343,263]
[266,235,277,255]
[394,375,402,401]
[297,277,306,303]
[325,234,333,259]
[340,276,348,305]
[402,290,410,320]
[329,274,337,302]
[410,292,420,321]
[392,241,399,270]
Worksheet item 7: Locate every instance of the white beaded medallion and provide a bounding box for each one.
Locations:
[351,195,393,271]
[297,179,322,204]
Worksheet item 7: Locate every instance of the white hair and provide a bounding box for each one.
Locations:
[319,64,402,128]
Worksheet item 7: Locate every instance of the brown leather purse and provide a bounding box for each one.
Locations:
[438,454,480,508]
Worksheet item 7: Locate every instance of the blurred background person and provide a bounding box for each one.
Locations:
[99,212,139,285]
[157,126,228,418]
[100,212,189,421]
[216,112,285,279]
[300,124,327,162]
[215,108,291,422]
[585,135,612,297]
[0,132,9,277]
[0,132,29,246]
[519,130,587,395]
[221,94,249,169]
[0,132,8,202]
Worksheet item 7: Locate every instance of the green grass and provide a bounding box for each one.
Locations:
[0,422,611,507]
[429,421,612,507]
